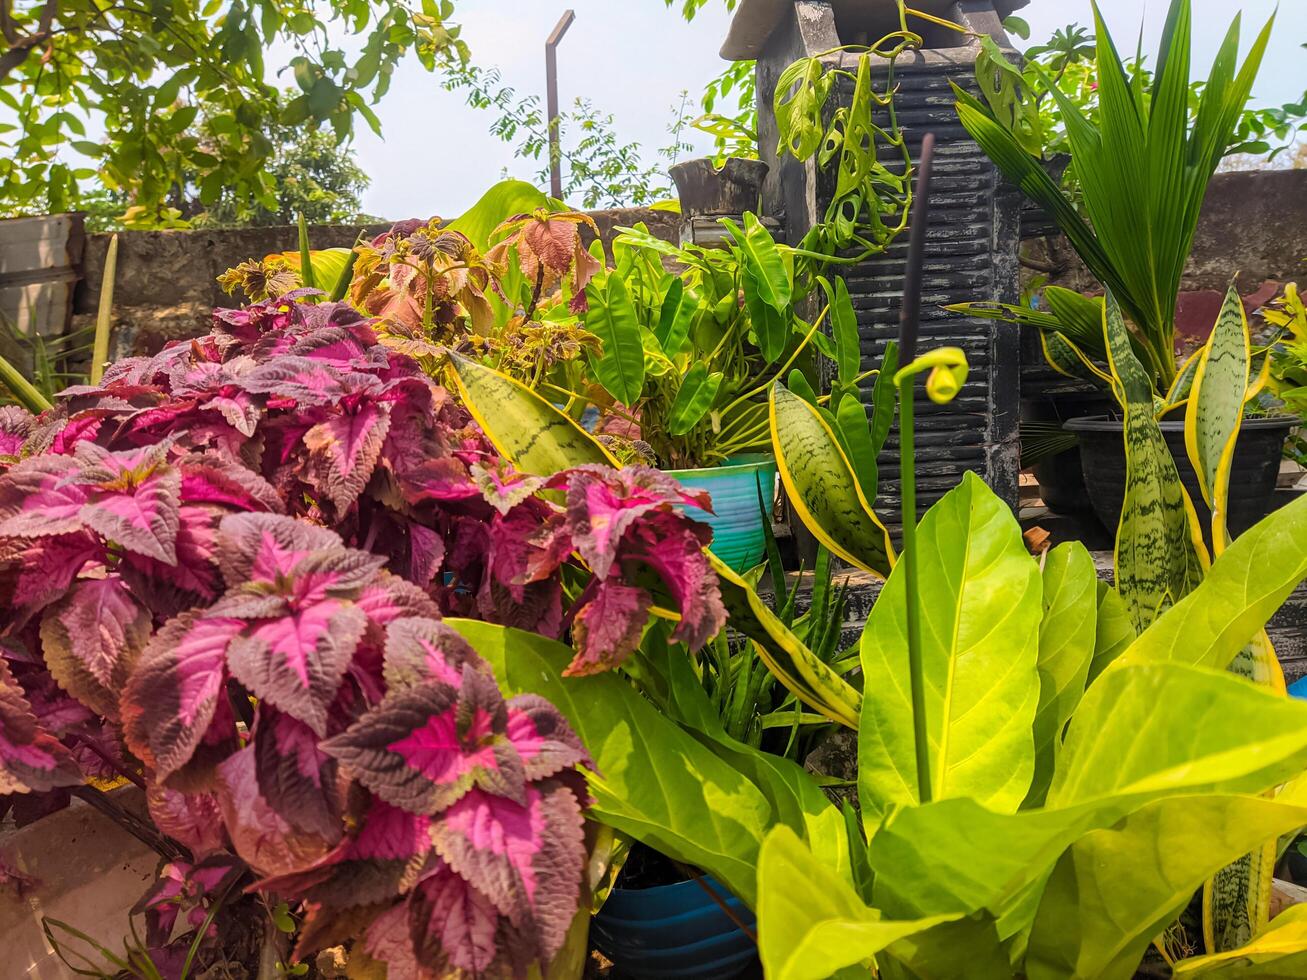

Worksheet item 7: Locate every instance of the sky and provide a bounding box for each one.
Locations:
[350,0,1305,220]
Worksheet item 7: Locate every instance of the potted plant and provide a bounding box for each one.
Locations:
[950,0,1297,527]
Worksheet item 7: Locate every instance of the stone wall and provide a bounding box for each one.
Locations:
[73,207,680,356]
[1020,168,1307,343]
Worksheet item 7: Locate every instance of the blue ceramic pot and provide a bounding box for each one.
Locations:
[663,455,778,573]
[590,876,757,978]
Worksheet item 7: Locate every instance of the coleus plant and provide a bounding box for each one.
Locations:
[0,293,724,975]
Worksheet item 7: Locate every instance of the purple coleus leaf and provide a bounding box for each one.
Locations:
[382,617,483,692]
[0,660,82,794]
[255,798,435,908]
[214,512,358,590]
[215,747,336,877]
[303,401,392,513]
[622,514,725,653]
[146,785,228,859]
[323,667,528,814]
[177,453,284,513]
[568,581,652,677]
[39,575,151,718]
[254,709,342,841]
[0,405,32,457]
[0,455,88,538]
[72,442,182,564]
[407,861,506,977]
[428,779,587,966]
[122,504,225,618]
[122,611,241,784]
[0,532,103,625]
[559,465,711,578]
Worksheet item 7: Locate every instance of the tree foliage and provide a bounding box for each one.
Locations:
[0,0,467,227]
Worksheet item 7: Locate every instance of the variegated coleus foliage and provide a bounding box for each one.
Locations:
[0,296,724,976]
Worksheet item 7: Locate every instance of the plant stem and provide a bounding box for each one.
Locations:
[89,233,117,385]
[0,350,51,413]
[898,377,932,804]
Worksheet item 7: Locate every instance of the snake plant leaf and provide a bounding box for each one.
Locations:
[757,826,960,980]
[1110,491,1307,673]
[667,363,723,436]
[859,473,1042,818]
[1174,905,1307,977]
[1185,286,1251,549]
[1026,542,1098,807]
[447,354,617,476]
[1104,291,1206,632]
[654,278,697,355]
[1161,346,1203,416]
[584,275,646,406]
[271,247,354,296]
[711,553,863,731]
[835,392,879,502]
[1087,581,1134,685]
[1026,794,1307,980]
[770,381,894,577]
[446,620,774,906]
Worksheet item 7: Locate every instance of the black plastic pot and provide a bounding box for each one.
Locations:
[1022,387,1117,517]
[1063,415,1296,538]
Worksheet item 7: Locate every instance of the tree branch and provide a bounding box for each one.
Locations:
[0,0,59,82]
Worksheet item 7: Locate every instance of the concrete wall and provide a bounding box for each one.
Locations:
[73,207,680,356]
[1021,168,1307,343]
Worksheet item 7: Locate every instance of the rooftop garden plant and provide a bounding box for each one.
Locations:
[0,291,725,975]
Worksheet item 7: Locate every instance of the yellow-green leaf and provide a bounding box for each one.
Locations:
[1174,905,1307,977]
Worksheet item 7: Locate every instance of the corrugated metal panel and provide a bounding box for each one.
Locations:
[0,213,85,338]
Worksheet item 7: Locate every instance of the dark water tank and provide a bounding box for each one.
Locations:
[725,0,1027,536]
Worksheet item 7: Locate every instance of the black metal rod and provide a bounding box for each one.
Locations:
[897,132,936,364]
[545,10,576,201]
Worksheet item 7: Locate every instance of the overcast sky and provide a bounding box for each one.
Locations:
[350,0,1305,220]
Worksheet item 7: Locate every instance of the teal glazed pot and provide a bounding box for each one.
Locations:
[590,876,758,978]
[664,455,778,573]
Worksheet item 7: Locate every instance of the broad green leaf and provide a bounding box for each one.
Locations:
[880,915,1012,980]
[868,341,899,458]
[1104,291,1205,632]
[447,179,553,251]
[1026,795,1307,980]
[757,826,959,980]
[1087,582,1134,685]
[868,663,1307,926]
[1026,542,1098,807]
[769,381,893,576]
[835,392,878,502]
[1174,905,1307,977]
[1111,491,1307,673]
[585,275,646,406]
[272,247,352,294]
[726,213,791,312]
[1052,662,1307,807]
[448,354,617,476]
[742,266,790,365]
[667,363,722,436]
[820,275,860,389]
[1185,286,1251,549]
[447,620,775,905]
[654,278,697,355]
[711,554,862,731]
[859,473,1041,817]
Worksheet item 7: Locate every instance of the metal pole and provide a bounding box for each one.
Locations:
[546,9,576,201]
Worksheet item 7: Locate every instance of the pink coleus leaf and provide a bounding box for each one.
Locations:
[303,401,392,512]
[567,580,651,677]
[146,785,228,859]
[215,747,335,877]
[428,779,586,964]
[0,455,88,538]
[0,532,103,624]
[39,575,151,718]
[177,453,284,513]
[355,570,441,627]
[255,798,435,909]
[408,861,504,976]
[623,516,725,653]
[253,709,342,841]
[560,465,711,578]
[73,443,181,564]
[503,696,591,782]
[470,461,547,517]
[486,506,572,603]
[323,668,528,814]
[122,504,225,618]
[382,617,484,692]
[365,902,432,980]
[121,611,241,783]
[406,523,444,589]
[214,512,353,590]
[227,602,368,738]
[0,405,32,457]
[0,660,82,794]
